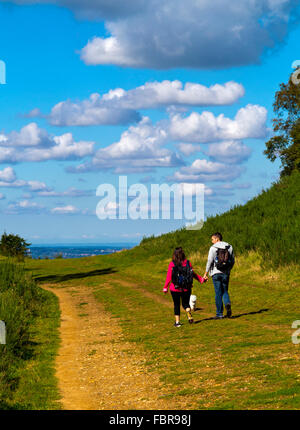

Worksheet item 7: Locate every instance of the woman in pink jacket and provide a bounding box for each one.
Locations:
[163,247,206,327]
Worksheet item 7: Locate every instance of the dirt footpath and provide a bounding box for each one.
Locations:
[43,284,177,410]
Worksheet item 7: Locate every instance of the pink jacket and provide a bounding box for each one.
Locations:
[163,259,206,293]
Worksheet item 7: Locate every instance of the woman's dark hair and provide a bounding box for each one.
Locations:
[212,232,222,241]
[172,247,186,265]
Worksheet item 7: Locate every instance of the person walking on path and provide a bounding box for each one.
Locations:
[163,247,206,327]
[203,232,235,319]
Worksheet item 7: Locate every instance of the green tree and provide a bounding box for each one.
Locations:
[264,68,300,177]
[0,233,31,260]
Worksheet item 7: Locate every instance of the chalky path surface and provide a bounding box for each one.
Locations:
[44,284,177,410]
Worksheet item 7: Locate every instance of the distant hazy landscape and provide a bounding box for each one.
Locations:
[29,244,135,259]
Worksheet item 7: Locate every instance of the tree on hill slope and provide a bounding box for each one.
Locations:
[264,68,300,177]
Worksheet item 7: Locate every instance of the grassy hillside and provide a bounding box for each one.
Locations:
[135,170,300,267]
[22,172,300,410]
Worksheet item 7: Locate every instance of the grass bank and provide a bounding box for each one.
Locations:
[0,260,61,409]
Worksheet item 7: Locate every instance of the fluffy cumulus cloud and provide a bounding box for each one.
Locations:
[169,159,245,183]
[48,94,141,126]
[168,104,268,143]
[0,166,51,190]
[78,0,299,69]
[67,101,268,174]
[0,166,16,182]
[176,143,202,157]
[69,116,184,174]
[43,80,244,126]
[5,0,299,69]
[0,123,95,163]
[206,140,252,164]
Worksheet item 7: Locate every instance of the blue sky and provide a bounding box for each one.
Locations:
[0,0,299,244]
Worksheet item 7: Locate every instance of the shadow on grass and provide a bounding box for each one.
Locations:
[194,308,269,324]
[34,267,117,284]
[20,340,40,360]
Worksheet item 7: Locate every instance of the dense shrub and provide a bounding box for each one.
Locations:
[0,233,30,260]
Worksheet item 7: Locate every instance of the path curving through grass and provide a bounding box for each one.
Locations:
[43,283,179,410]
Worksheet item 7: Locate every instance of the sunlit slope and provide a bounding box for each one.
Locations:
[136,171,300,268]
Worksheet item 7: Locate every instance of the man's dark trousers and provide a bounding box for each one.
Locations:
[212,273,231,317]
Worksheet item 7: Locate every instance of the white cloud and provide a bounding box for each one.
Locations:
[0,167,92,199]
[5,1,298,69]
[23,108,44,118]
[107,80,245,108]
[176,143,202,156]
[50,205,93,215]
[3,199,92,216]
[67,103,266,173]
[51,205,79,214]
[206,140,252,164]
[0,167,51,191]
[0,167,16,182]
[43,80,244,126]
[48,94,140,126]
[178,183,213,196]
[78,0,298,69]
[169,104,268,143]
[169,159,245,182]
[69,116,184,174]
[0,123,95,163]
[81,35,136,67]
[27,180,50,191]
[0,179,27,188]
[96,201,119,218]
[1,122,52,147]
[5,200,46,214]
[37,187,92,197]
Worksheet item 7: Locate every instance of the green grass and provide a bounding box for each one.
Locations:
[12,171,300,409]
[0,260,61,409]
[24,246,300,409]
[3,288,62,410]
[93,273,299,409]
